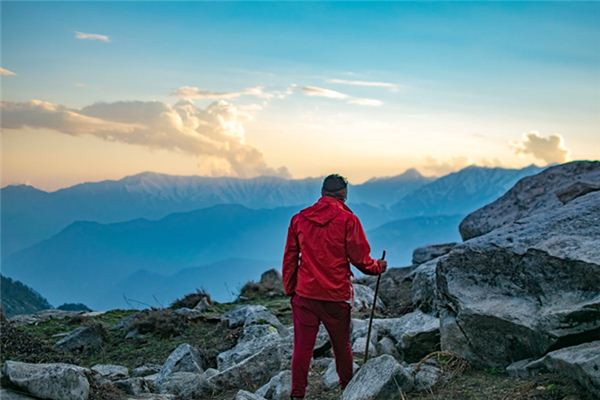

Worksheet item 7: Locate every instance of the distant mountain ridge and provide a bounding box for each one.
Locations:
[1,275,52,317]
[1,168,430,257]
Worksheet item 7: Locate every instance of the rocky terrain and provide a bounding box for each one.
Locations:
[1,160,598,400]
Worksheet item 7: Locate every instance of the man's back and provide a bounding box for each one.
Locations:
[282,195,383,302]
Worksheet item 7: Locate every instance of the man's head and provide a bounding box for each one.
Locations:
[321,174,348,202]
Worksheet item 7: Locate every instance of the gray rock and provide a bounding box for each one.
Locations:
[155,372,213,399]
[342,355,413,400]
[131,364,161,377]
[201,368,219,379]
[412,243,457,265]
[9,310,79,325]
[125,395,176,400]
[0,388,37,399]
[2,360,90,400]
[112,313,138,331]
[255,370,291,400]
[217,324,282,370]
[459,160,600,240]
[193,297,210,312]
[114,377,152,395]
[531,341,600,397]
[222,305,269,328]
[323,359,359,390]
[438,189,600,367]
[353,284,385,312]
[506,358,538,379]
[409,360,444,391]
[354,267,414,314]
[406,257,444,314]
[54,325,105,352]
[209,344,287,392]
[376,337,400,359]
[235,390,268,400]
[157,344,204,383]
[375,311,440,362]
[91,364,129,380]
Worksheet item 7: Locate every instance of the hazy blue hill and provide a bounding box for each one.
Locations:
[2,204,298,310]
[1,275,52,317]
[367,214,464,267]
[1,170,428,257]
[113,258,278,308]
[390,165,545,219]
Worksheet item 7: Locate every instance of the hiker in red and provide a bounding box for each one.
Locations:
[282,174,387,399]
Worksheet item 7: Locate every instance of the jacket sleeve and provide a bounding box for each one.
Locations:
[282,216,300,296]
[346,214,384,275]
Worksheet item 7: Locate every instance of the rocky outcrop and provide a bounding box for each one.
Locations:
[54,325,106,352]
[354,267,414,315]
[1,361,90,400]
[239,269,285,299]
[459,160,600,240]
[341,355,413,400]
[405,256,444,314]
[412,243,456,265]
[439,176,600,367]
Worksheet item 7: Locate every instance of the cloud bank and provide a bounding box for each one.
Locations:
[75,31,110,42]
[1,99,289,178]
[510,131,570,164]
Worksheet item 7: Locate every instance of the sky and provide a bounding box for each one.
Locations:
[1,1,599,190]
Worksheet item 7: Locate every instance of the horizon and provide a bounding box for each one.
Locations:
[0,161,550,192]
[2,2,599,190]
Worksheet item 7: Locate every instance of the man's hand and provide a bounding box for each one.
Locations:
[377,258,388,273]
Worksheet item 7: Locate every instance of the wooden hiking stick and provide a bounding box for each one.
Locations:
[363,249,385,364]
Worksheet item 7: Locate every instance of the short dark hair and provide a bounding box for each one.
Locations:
[322,174,348,193]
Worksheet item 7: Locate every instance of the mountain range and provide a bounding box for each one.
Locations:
[1,164,545,310]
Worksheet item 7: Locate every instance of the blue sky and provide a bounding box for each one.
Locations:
[2,1,599,189]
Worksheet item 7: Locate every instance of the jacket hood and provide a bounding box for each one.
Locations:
[300,196,351,226]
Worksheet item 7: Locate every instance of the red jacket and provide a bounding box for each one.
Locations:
[282,195,384,302]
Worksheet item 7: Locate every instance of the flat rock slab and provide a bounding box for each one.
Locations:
[2,361,90,400]
[342,355,413,400]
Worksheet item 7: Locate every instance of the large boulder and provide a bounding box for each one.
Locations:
[354,267,414,315]
[157,344,204,383]
[525,341,600,397]
[322,359,359,390]
[352,284,385,312]
[90,364,129,381]
[405,256,445,314]
[341,355,413,400]
[459,160,600,240]
[0,389,36,399]
[374,311,440,362]
[438,187,600,367]
[412,243,456,265]
[239,269,285,299]
[2,361,90,400]
[217,324,282,370]
[208,344,288,392]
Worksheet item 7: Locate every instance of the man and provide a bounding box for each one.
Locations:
[282,173,387,399]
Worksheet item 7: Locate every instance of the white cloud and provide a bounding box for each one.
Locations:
[1,99,289,178]
[0,67,17,76]
[301,86,349,100]
[172,85,285,101]
[347,98,383,107]
[327,78,398,90]
[75,31,110,42]
[301,85,383,107]
[510,131,570,164]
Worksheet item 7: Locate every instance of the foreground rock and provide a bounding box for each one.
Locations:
[412,242,456,265]
[323,360,359,390]
[91,364,129,381]
[255,370,291,400]
[342,355,413,400]
[525,341,600,397]
[217,324,282,370]
[2,361,90,400]
[439,184,600,367]
[155,372,212,399]
[354,267,414,314]
[459,160,600,240]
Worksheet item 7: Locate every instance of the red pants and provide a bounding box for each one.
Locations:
[290,294,353,398]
